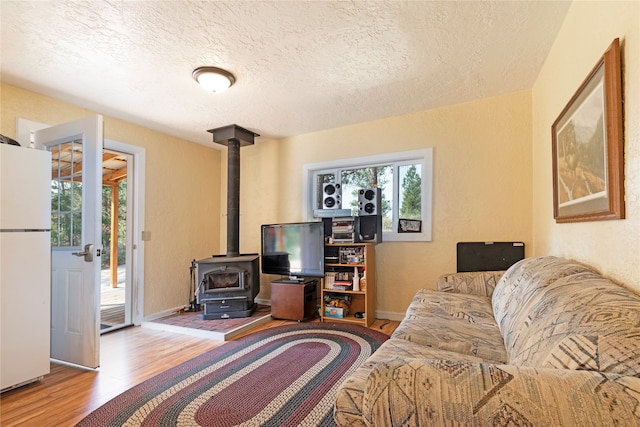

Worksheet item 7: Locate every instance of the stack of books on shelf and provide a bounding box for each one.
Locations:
[339,246,364,264]
[324,272,352,290]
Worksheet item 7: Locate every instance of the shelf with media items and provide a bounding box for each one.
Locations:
[321,243,375,327]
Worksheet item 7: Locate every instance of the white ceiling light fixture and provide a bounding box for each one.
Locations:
[193,66,236,93]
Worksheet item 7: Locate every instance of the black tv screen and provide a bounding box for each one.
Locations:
[261,222,325,278]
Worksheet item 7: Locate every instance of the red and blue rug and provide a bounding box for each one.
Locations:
[76,322,388,427]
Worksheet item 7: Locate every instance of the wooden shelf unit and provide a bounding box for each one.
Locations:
[321,243,375,327]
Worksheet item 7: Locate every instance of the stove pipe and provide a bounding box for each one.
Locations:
[226,139,240,256]
[208,125,260,257]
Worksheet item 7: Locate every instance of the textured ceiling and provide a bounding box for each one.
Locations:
[1,1,571,148]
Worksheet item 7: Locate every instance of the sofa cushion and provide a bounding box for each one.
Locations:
[393,289,507,363]
[362,358,640,427]
[492,256,589,348]
[436,270,505,297]
[334,337,487,427]
[542,335,640,374]
[493,256,640,375]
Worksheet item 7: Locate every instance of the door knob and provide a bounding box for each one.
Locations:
[72,243,94,262]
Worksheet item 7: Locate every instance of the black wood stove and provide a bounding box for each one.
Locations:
[196,125,260,319]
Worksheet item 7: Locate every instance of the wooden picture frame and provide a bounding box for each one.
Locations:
[552,38,624,223]
[398,219,421,233]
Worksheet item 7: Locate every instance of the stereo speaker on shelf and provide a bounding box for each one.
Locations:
[357,215,382,243]
[322,217,332,240]
[357,187,382,243]
[322,183,341,209]
[358,187,381,216]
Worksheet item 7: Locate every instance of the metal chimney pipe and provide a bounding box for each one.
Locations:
[226,138,240,257]
[207,125,259,258]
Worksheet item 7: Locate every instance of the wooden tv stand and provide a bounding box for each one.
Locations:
[270,279,319,321]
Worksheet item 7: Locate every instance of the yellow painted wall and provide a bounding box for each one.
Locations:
[2,83,534,319]
[3,2,637,320]
[532,1,640,290]
[237,91,533,316]
[0,84,222,316]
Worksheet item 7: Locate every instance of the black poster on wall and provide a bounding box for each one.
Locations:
[456,242,525,272]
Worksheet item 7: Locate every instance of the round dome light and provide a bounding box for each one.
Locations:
[193,66,236,93]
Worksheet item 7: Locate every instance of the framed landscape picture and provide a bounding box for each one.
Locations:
[552,38,624,223]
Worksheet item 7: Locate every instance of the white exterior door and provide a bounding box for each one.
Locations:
[34,115,103,368]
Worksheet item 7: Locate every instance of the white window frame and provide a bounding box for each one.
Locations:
[302,148,433,242]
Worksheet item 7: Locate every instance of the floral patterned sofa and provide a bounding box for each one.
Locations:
[334,256,640,426]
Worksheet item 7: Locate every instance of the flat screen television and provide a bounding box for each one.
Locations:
[261,222,325,280]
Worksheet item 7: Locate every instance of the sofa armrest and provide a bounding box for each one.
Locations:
[436,270,504,297]
[362,358,640,427]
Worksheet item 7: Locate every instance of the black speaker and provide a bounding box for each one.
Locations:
[322,217,332,240]
[322,183,341,209]
[358,188,381,216]
[356,215,382,243]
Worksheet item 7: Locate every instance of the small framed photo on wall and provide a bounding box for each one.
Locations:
[398,219,422,233]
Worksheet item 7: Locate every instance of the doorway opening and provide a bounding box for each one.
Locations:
[100,150,131,332]
[17,119,146,339]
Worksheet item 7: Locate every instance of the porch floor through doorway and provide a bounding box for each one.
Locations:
[101,266,125,329]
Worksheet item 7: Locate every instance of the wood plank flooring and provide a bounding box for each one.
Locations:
[0,318,399,427]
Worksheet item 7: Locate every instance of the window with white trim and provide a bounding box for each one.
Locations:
[302,148,433,242]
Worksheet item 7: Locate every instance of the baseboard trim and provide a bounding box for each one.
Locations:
[375,310,406,322]
[143,306,186,322]
[255,298,271,306]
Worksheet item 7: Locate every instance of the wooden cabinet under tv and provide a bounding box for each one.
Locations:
[321,243,375,327]
[271,279,319,321]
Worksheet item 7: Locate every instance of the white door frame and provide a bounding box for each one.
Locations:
[17,119,145,327]
[105,139,145,326]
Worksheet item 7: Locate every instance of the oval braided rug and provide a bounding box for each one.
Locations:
[76,322,388,427]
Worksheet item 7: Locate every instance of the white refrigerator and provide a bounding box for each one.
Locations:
[0,142,51,391]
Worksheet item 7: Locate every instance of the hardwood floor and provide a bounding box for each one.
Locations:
[0,318,399,427]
